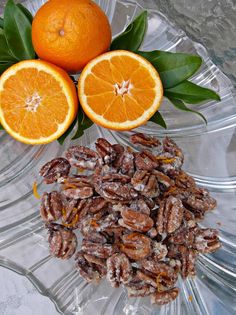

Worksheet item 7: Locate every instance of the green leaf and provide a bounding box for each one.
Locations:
[17,3,33,24]
[168,97,207,124]
[138,50,202,88]
[164,80,221,104]
[4,0,35,60]
[72,109,93,140]
[110,11,148,51]
[0,123,4,130]
[57,117,77,145]
[0,61,15,74]
[0,28,17,62]
[0,17,3,29]
[149,111,167,129]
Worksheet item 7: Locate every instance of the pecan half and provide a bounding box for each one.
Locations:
[132,170,160,198]
[156,196,184,234]
[120,232,151,260]
[39,158,71,184]
[94,172,137,203]
[135,150,158,171]
[156,137,184,176]
[84,196,108,214]
[95,138,116,164]
[140,261,178,290]
[151,288,179,305]
[65,146,99,170]
[194,228,221,253]
[167,226,196,247]
[130,198,151,215]
[47,223,77,259]
[81,239,116,259]
[175,171,196,189]
[185,188,217,212]
[107,253,132,287]
[130,133,161,148]
[179,246,197,278]
[127,276,156,297]
[62,176,94,199]
[40,191,63,222]
[62,199,86,229]
[75,251,106,282]
[119,208,154,232]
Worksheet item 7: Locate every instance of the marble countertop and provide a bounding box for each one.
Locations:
[0,267,59,315]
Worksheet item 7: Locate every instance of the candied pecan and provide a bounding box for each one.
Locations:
[175,171,196,189]
[47,223,77,259]
[119,208,154,232]
[75,251,106,282]
[93,171,137,203]
[167,226,196,247]
[179,247,197,278]
[153,170,174,190]
[185,188,217,212]
[155,138,183,176]
[151,241,168,261]
[62,177,94,199]
[127,277,156,297]
[156,196,184,234]
[136,270,158,288]
[81,239,116,259]
[132,170,160,198]
[151,288,179,305]
[163,186,191,201]
[84,196,108,214]
[65,146,99,170]
[40,191,63,222]
[130,133,161,148]
[95,138,116,164]
[120,232,151,260]
[107,253,132,287]
[130,198,151,215]
[39,158,71,184]
[135,150,158,171]
[140,261,178,290]
[193,228,221,253]
[62,199,87,229]
[118,148,135,177]
[183,208,196,228]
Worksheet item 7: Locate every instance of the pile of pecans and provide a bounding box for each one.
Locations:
[39,133,221,305]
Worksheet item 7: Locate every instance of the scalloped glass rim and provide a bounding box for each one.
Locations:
[0,0,236,315]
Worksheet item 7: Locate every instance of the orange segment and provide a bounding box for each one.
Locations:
[0,60,78,144]
[78,50,163,131]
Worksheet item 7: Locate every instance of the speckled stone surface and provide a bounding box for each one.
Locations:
[0,267,59,315]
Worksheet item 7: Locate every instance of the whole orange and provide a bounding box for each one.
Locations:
[32,0,112,73]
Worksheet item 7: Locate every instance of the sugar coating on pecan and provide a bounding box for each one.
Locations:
[40,158,71,184]
[107,253,132,287]
[40,191,63,222]
[47,223,77,259]
[39,133,221,306]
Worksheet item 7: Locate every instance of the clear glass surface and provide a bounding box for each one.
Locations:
[0,0,236,314]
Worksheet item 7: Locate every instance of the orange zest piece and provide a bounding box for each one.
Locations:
[0,60,78,144]
[33,181,41,199]
[78,50,163,131]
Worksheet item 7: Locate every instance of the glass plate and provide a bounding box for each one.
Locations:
[0,0,236,314]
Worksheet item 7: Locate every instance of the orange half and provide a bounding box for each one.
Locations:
[0,60,78,144]
[78,50,163,130]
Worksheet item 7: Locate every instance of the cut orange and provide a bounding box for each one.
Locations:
[0,60,78,145]
[78,50,163,131]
